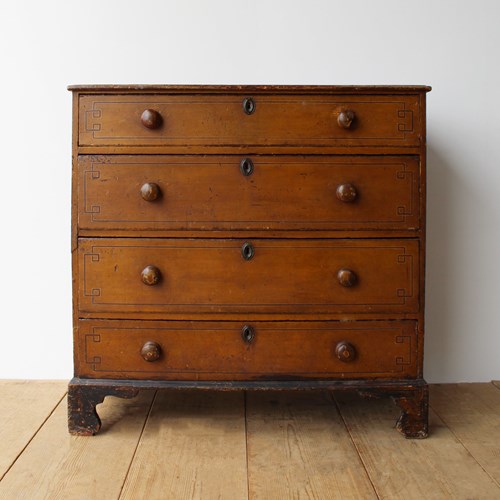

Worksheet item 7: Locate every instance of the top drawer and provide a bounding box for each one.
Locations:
[78,94,423,149]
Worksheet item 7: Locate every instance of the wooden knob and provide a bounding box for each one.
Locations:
[337,109,355,129]
[141,341,162,362]
[336,183,357,203]
[141,182,160,202]
[337,269,357,287]
[141,265,161,286]
[335,341,356,363]
[141,109,162,129]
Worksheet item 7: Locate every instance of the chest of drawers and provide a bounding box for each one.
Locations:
[68,85,430,438]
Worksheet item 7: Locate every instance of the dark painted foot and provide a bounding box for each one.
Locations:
[393,385,429,439]
[67,380,139,436]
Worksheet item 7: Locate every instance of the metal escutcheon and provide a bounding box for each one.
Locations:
[241,325,255,344]
[242,97,256,115]
[241,242,255,261]
[240,158,254,176]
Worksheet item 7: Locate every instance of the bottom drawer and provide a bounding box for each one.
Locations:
[77,320,419,380]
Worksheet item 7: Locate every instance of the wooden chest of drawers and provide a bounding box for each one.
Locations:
[68,85,430,438]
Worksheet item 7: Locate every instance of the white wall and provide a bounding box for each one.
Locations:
[1,0,498,382]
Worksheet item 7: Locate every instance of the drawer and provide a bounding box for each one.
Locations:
[79,238,419,315]
[78,94,422,148]
[78,155,420,232]
[77,320,418,380]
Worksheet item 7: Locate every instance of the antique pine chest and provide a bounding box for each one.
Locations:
[68,85,431,438]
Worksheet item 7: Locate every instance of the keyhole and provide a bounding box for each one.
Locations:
[241,242,254,260]
[241,325,255,344]
[243,97,255,115]
[240,158,254,176]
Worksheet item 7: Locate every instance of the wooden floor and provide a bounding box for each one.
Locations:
[0,382,499,499]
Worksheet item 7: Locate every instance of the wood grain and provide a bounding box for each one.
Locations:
[2,382,500,498]
[119,391,248,500]
[334,392,500,499]
[246,391,376,499]
[0,391,154,499]
[78,238,420,316]
[78,155,421,232]
[78,93,422,149]
[69,84,429,436]
[76,319,418,380]
[69,84,432,92]
[430,383,500,486]
[0,380,67,480]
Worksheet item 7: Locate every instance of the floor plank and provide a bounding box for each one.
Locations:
[334,392,500,499]
[119,391,248,500]
[0,380,67,480]
[246,391,377,499]
[0,390,155,500]
[493,381,500,390]
[2,382,500,498]
[430,383,500,486]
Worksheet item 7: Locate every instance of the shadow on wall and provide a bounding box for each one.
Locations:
[424,144,456,382]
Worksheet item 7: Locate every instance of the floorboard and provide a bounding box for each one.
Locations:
[246,391,377,499]
[0,380,67,480]
[119,391,248,500]
[334,392,500,499]
[1,382,500,499]
[0,390,154,500]
[430,383,500,487]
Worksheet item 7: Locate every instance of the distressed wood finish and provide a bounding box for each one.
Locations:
[76,319,419,380]
[68,84,430,437]
[78,238,419,315]
[67,381,139,435]
[78,155,421,232]
[79,93,422,149]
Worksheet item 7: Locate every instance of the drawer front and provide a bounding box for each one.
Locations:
[77,320,418,380]
[79,155,420,231]
[79,238,419,314]
[78,94,422,148]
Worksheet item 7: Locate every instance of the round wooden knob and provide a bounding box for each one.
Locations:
[337,109,355,129]
[141,265,161,286]
[141,109,162,129]
[336,183,357,203]
[141,182,160,202]
[141,341,162,362]
[337,269,358,287]
[335,341,356,362]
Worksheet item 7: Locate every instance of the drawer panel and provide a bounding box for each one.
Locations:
[78,155,420,231]
[78,94,422,148]
[77,320,418,380]
[79,238,419,315]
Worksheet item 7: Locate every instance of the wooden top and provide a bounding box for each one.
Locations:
[68,84,431,93]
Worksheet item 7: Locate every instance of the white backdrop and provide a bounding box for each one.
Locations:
[1,0,498,382]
